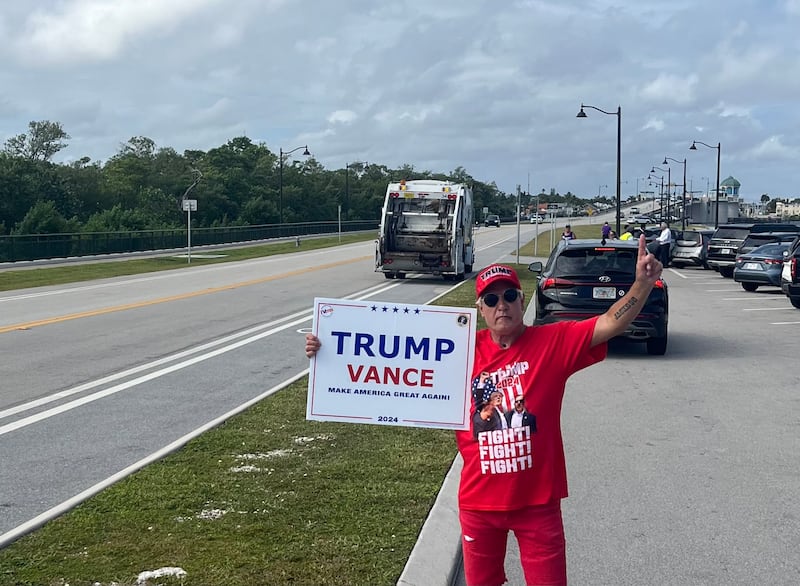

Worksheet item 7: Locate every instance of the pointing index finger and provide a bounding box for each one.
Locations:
[638,233,647,259]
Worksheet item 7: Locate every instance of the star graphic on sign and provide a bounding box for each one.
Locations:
[393,306,399,313]
[414,308,421,314]
[403,307,410,313]
[371,305,378,311]
[382,306,389,312]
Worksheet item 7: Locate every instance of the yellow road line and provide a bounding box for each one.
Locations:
[0,255,372,334]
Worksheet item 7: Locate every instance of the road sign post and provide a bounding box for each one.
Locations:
[182,199,198,263]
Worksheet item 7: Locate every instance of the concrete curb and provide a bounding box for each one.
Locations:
[396,455,464,586]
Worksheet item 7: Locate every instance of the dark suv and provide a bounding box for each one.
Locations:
[528,239,669,355]
[485,214,501,227]
[707,223,753,277]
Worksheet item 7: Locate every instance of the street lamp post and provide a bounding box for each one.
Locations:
[577,103,622,234]
[664,156,688,230]
[651,165,670,220]
[689,140,722,228]
[648,173,664,223]
[344,161,369,221]
[279,145,311,224]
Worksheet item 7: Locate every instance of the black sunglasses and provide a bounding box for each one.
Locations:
[482,288,520,307]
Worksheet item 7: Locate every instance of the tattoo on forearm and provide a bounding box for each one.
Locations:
[613,295,639,320]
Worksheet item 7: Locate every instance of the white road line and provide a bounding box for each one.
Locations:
[771,321,800,325]
[666,268,688,279]
[743,307,791,311]
[721,297,786,301]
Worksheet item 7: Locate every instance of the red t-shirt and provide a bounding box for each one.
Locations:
[456,318,607,511]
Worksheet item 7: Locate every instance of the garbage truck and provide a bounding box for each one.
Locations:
[375,179,475,280]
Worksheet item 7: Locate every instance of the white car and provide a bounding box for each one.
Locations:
[530,214,544,224]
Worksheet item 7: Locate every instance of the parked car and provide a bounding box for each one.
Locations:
[485,214,501,227]
[733,242,792,291]
[670,229,714,269]
[528,238,669,355]
[530,214,544,224]
[737,232,799,257]
[709,222,800,278]
[707,223,753,277]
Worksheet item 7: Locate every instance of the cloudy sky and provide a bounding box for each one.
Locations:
[2,0,799,202]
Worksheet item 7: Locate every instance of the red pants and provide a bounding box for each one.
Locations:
[460,501,566,586]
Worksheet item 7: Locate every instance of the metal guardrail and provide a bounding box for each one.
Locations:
[0,221,378,263]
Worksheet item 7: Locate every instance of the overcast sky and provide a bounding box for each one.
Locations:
[2,0,799,202]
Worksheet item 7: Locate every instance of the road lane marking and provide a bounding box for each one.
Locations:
[742,307,790,311]
[0,255,371,334]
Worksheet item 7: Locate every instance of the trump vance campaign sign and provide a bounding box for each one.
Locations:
[307,297,476,430]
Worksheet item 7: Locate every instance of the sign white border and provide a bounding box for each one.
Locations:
[307,297,475,430]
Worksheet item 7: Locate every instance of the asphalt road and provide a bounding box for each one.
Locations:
[3,218,799,585]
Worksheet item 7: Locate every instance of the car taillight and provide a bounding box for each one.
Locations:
[541,277,575,289]
[792,257,798,280]
[764,258,783,265]
[735,256,743,263]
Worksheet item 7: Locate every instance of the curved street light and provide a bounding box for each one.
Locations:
[664,156,688,230]
[648,171,664,219]
[279,145,311,224]
[689,140,722,228]
[344,161,369,221]
[651,165,670,221]
[577,103,622,234]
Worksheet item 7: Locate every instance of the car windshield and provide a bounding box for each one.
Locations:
[554,248,636,277]
[678,232,702,245]
[713,227,749,239]
[748,243,790,257]
[741,235,780,248]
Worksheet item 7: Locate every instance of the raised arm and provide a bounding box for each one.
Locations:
[591,234,663,347]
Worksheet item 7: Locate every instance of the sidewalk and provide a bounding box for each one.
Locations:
[397,255,542,586]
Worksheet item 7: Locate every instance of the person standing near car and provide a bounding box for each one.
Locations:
[561,224,576,240]
[601,221,611,239]
[620,224,634,241]
[656,221,673,267]
[304,236,663,586]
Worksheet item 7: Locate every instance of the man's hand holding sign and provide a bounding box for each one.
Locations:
[305,298,476,430]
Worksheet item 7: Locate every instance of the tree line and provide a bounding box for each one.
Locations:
[1,120,550,236]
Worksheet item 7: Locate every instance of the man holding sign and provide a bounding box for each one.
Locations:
[305,235,662,586]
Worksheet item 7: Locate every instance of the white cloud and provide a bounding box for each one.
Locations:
[640,73,698,105]
[747,135,800,160]
[328,110,357,124]
[642,118,665,132]
[16,0,224,64]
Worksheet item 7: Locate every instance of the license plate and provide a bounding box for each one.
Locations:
[593,286,616,299]
[721,248,732,255]
[743,262,760,270]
